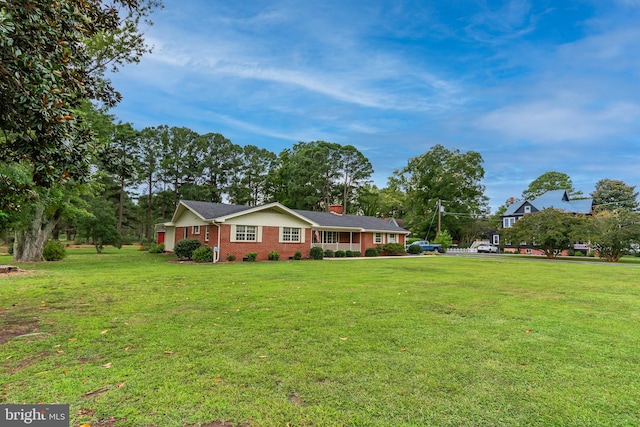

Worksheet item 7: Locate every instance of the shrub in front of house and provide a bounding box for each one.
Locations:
[226,254,237,262]
[310,246,324,260]
[382,243,405,256]
[352,251,361,257]
[364,247,378,257]
[268,250,280,261]
[345,250,354,257]
[335,250,346,258]
[246,252,258,262]
[43,240,66,261]
[324,249,334,258]
[148,243,164,253]
[294,251,302,260]
[174,238,201,260]
[407,243,423,254]
[192,246,213,263]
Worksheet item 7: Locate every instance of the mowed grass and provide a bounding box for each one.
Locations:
[1,248,640,426]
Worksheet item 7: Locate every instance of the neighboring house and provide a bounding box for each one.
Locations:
[499,190,593,254]
[161,200,409,261]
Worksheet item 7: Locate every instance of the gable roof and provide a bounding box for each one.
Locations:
[172,200,409,233]
[503,190,592,216]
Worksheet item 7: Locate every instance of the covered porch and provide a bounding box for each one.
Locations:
[311,229,362,252]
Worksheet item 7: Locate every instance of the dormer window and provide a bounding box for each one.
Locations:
[524,206,531,213]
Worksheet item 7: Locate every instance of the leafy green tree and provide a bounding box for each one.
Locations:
[504,208,581,259]
[0,0,160,261]
[271,141,343,210]
[579,210,640,262]
[138,127,162,240]
[78,197,122,253]
[229,145,276,206]
[158,126,202,207]
[338,145,373,213]
[0,0,159,199]
[98,123,140,232]
[393,144,487,240]
[433,229,453,251]
[522,172,582,200]
[200,133,242,203]
[591,179,639,212]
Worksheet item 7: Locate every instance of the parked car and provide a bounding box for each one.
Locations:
[477,244,498,253]
[406,240,442,252]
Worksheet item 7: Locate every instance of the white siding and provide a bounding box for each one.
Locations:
[224,209,310,227]
[173,211,209,227]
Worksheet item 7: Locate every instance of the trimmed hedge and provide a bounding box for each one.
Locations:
[364,247,379,257]
[310,247,324,260]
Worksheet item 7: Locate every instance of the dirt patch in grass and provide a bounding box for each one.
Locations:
[0,311,40,345]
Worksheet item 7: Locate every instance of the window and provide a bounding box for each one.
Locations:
[323,231,339,243]
[183,227,188,239]
[374,233,383,244]
[282,227,301,242]
[389,234,396,243]
[492,234,500,245]
[205,227,209,242]
[235,225,257,241]
[503,217,516,228]
[524,206,531,213]
[192,225,200,235]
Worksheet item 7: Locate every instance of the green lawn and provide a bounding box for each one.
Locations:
[1,248,639,426]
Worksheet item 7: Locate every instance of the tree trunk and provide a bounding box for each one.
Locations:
[118,177,125,233]
[14,205,58,262]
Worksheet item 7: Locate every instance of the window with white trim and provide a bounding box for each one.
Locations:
[282,227,301,242]
[192,225,200,234]
[323,231,339,243]
[205,227,209,242]
[235,225,257,241]
[524,206,531,213]
[374,233,383,244]
[389,233,396,243]
[503,217,516,228]
[492,234,500,245]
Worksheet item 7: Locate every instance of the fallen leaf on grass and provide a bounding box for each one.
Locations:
[525,329,532,334]
[258,355,267,359]
[102,363,112,368]
[100,330,109,335]
[340,337,348,341]
[400,348,407,352]
[117,382,125,388]
[69,338,77,341]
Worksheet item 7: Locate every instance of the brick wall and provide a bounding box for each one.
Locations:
[175,224,311,261]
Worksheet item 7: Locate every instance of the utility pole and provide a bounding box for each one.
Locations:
[437,199,441,237]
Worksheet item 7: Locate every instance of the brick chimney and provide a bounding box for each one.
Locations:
[329,204,343,215]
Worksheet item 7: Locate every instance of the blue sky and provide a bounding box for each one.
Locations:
[109,0,640,212]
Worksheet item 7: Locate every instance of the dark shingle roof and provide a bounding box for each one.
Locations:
[294,209,407,232]
[503,190,592,216]
[179,200,408,233]
[181,200,252,220]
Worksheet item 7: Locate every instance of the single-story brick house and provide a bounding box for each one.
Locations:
[161,200,410,261]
